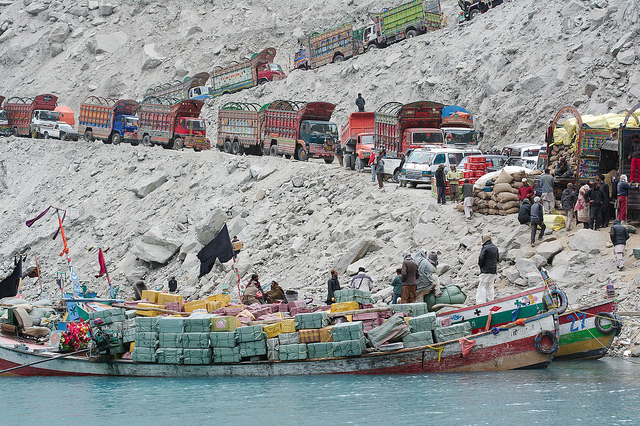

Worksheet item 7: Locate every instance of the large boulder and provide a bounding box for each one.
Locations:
[536,240,563,261]
[568,229,607,254]
[335,238,380,273]
[515,257,538,280]
[88,31,128,54]
[141,43,165,70]
[25,2,48,15]
[48,23,70,44]
[195,208,227,245]
[130,228,181,264]
[131,173,167,198]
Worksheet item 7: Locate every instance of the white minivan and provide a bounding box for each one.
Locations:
[400,147,481,188]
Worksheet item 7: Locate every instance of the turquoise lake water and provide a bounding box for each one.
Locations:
[1,358,639,425]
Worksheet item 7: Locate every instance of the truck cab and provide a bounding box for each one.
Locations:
[112,114,138,143]
[31,109,61,139]
[355,133,375,171]
[188,86,215,100]
[361,24,377,50]
[299,120,339,161]
[294,46,309,70]
[0,108,8,136]
[256,63,286,83]
[402,128,445,150]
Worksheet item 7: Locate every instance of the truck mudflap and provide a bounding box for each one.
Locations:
[184,135,210,150]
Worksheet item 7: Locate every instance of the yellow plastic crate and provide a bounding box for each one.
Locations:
[206,294,231,305]
[330,301,359,313]
[141,290,161,304]
[320,325,334,342]
[136,303,163,317]
[280,318,296,334]
[263,323,281,338]
[206,300,226,312]
[184,299,208,312]
[157,293,183,307]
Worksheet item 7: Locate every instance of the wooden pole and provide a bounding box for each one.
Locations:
[111,303,191,316]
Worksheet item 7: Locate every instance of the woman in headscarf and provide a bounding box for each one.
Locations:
[265,281,285,304]
[575,184,591,228]
[243,273,265,304]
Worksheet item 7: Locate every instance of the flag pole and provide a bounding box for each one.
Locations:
[35,256,43,298]
[101,247,115,299]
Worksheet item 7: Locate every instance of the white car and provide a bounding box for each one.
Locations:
[42,122,79,141]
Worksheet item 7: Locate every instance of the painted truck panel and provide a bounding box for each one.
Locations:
[295,23,356,70]
[4,94,58,137]
[0,96,10,136]
[78,96,139,143]
[138,98,208,150]
[211,48,285,97]
[145,73,211,101]
[217,103,262,152]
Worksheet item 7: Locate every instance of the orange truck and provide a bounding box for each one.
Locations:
[137,97,209,151]
[4,94,58,137]
[340,112,376,171]
[78,96,139,145]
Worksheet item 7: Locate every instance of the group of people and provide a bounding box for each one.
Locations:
[434,164,464,205]
[242,274,287,305]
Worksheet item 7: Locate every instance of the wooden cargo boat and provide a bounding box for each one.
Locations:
[0,311,559,377]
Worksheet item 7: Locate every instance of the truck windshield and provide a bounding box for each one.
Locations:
[310,123,338,139]
[39,111,60,122]
[360,135,375,145]
[126,117,138,127]
[407,151,434,164]
[187,119,206,131]
[412,131,443,145]
[444,129,476,145]
[0,110,6,120]
[270,64,283,72]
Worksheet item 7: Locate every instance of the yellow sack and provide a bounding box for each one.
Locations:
[263,322,281,338]
[543,214,566,231]
[280,318,296,333]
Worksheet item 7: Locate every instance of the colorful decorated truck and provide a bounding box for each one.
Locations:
[340,112,376,170]
[4,94,58,137]
[294,23,359,70]
[137,97,209,151]
[0,96,9,136]
[211,48,286,97]
[217,100,338,162]
[78,96,139,145]
[361,0,442,50]
[145,73,212,101]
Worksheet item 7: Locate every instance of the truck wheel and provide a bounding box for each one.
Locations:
[297,146,308,161]
[332,54,344,63]
[231,141,241,155]
[324,156,335,164]
[44,132,49,139]
[223,140,232,153]
[392,169,400,183]
[258,78,269,85]
[406,29,418,38]
[84,130,94,142]
[112,133,121,145]
[285,154,292,159]
[269,145,278,157]
[174,138,184,150]
[366,44,377,52]
[410,182,418,188]
[344,154,351,169]
[130,138,139,146]
[357,157,367,171]
[142,135,152,147]
[12,127,18,137]
[61,132,67,141]
[469,8,480,19]
[31,129,38,139]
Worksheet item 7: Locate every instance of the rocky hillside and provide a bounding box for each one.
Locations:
[1,0,639,146]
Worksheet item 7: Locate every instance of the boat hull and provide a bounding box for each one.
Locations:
[0,312,557,377]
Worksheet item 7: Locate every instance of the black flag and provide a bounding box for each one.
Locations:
[197,224,234,277]
[0,257,22,299]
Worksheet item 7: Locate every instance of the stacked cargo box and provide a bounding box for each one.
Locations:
[330,321,366,357]
[182,315,212,365]
[433,321,472,343]
[391,303,429,317]
[333,289,374,305]
[132,317,159,363]
[157,317,185,364]
[210,314,240,363]
[88,308,129,354]
[366,315,410,348]
[236,325,267,359]
[402,313,437,348]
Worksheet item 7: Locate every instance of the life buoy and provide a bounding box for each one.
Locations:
[534,331,558,354]
[595,313,622,335]
[544,289,568,314]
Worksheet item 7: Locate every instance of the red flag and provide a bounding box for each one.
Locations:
[96,248,107,278]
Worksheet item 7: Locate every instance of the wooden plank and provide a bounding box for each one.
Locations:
[111,303,190,316]
[618,312,640,317]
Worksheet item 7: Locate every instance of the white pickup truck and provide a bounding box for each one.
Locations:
[30,110,78,140]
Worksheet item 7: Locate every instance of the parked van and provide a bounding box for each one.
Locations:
[400,147,481,188]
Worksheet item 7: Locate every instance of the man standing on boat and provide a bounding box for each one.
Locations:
[350,267,374,292]
[326,269,341,304]
[477,233,498,304]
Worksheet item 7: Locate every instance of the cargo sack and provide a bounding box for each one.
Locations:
[333,337,366,357]
[158,333,183,348]
[156,348,184,364]
[407,313,437,333]
[493,183,514,194]
[402,330,435,348]
[134,332,158,348]
[331,321,365,342]
[181,333,210,349]
[494,169,513,185]
[236,325,267,343]
[131,348,157,363]
[330,301,359,313]
[294,311,329,330]
[543,214,566,231]
[157,317,185,333]
[262,322,281,339]
[425,285,467,312]
[298,329,322,343]
[366,315,411,348]
[209,332,237,348]
[213,346,241,363]
[239,340,267,358]
[278,332,300,345]
[391,303,429,317]
[497,192,519,203]
[433,322,472,343]
[267,337,280,361]
[278,343,308,361]
[279,318,296,334]
[211,316,238,332]
[122,328,137,344]
[308,342,335,359]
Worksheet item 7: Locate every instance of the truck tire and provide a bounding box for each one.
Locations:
[130,138,139,147]
[344,154,351,169]
[174,138,184,150]
[332,54,344,63]
[44,132,49,139]
[141,135,152,146]
[406,29,418,38]
[324,156,335,164]
[269,145,278,156]
[348,154,356,170]
[410,182,418,188]
[392,168,401,183]
[60,132,67,141]
[366,44,377,52]
[231,141,241,155]
[112,133,121,145]
[258,78,269,85]
[12,127,18,137]
[469,8,480,19]
[223,140,232,153]
[357,157,367,171]
[297,145,308,161]
[84,130,94,142]
[31,129,38,139]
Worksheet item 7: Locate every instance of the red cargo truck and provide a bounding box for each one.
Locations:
[211,48,286,97]
[78,96,139,145]
[4,94,58,137]
[144,72,212,101]
[137,97,209,151]
[217,100,338,162]
[340,112,376,170]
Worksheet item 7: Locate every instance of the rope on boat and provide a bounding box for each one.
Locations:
[0,348,90,375]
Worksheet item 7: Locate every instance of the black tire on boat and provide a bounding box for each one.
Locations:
[534,330,558,354]
[594,312,622,335]
[133,280,148,300]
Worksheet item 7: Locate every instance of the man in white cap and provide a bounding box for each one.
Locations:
[477,233,498,304]
[350,266,374,291]
[518,178,533,203]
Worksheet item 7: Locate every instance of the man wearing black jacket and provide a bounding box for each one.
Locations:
[588,182,605,230]
[518,198,531,225]
[530,197,546,246]
[435,164,447,204]
[326,269,341,305]
[476,234,499,304]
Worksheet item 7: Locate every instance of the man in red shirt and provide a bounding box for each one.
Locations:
[518,178,534,203]
[368,151,377,182]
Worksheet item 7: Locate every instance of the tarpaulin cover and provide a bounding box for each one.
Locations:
[122,328,136,343]
[213,346,241,363]
[333,289,374,305]
[267,337,280,361]
[134,332,158,348]
[332,321,364,342]
[209,332,237,348]
[183,348,212,364]
[131,348,157,363]
[391,303,429,318]
[158,333,183,348]
[366,315,411,348]
[157,317,185,333]
[308,342,335,359]
[278,343,308,361]
[184,318,212,333]
[408,313,437,333]
[294,311,329,330]
[239,340,267,357]
[459,337,476,358]
[156,348,183,364]
[278,332,300,345]
[402,330,435,348]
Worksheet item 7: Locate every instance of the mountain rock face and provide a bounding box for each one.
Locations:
[1,1,639,348]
